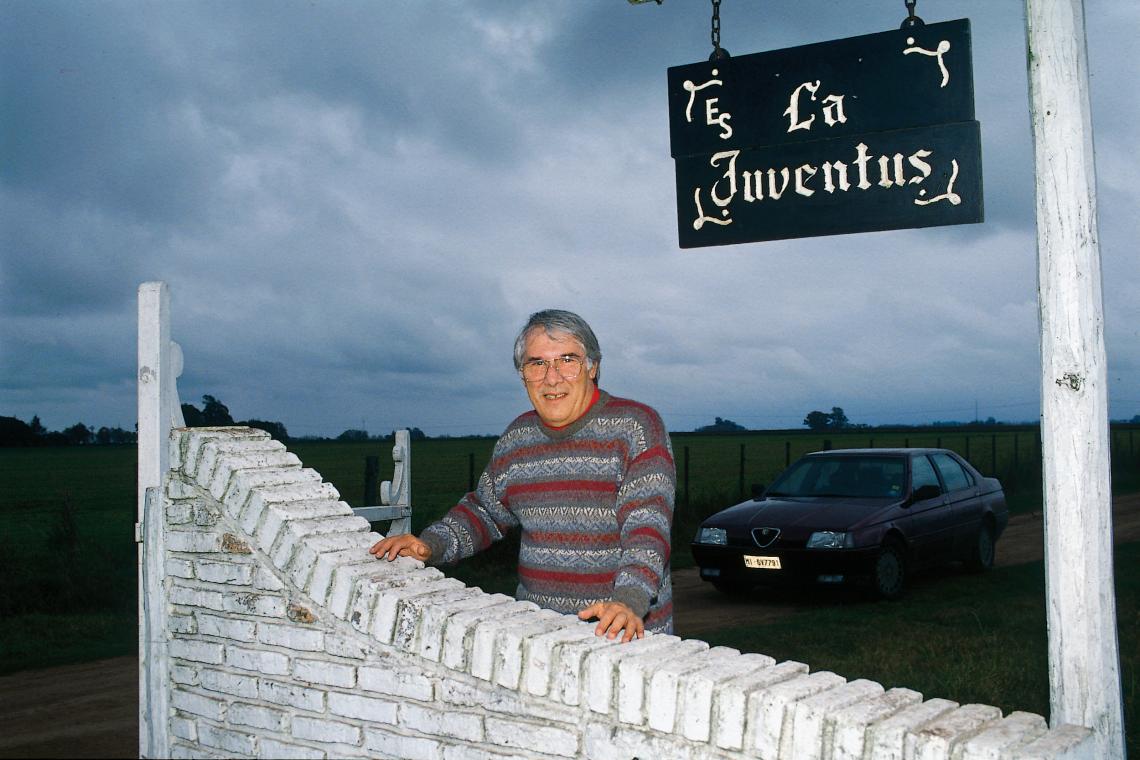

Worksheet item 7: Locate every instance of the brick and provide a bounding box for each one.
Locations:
[491,610,568,690]
[367,574,461,642]
[257,622,325,652]
[205,446,301,504]
[710,660,809,750]
[484,716,579,758]
[867,698,959,760]
[259,678,325,712]
[166,558,195,579]
[166,502,194,525]
[828,687,923,760]
[958,711,1048,760]
[469,608,561,682]
[327,691,399,723]
[620,638,706,729]
[583,633,682,715]
[393,586,484,654]
[520,621,599,697]
[213,464,321,507]
[746,670,846,756]
[170,664,198,686]
[255,499,354,549]
[168,613,196,634]
[908,703,1002,760]
[254,566,286,592]
[227,644,290,675]
[267,515,371,572]
[169,638,224,665]
[1007,724,1096,759]
[166,529,223,553]
[790,678,884,760]
[358,664,434,702]
[399,703,483,742]
[196,612,256,641]
[193,504,220,526]
[364,730,441,760]
[294,658,356,688]
[228,701,288,732]
[222,590,287,618]
[170,688,226,721]
[441,600,540,674]
[199,668,259,698]
[583,723,698,760]
[257,739,327,759]
[236,480,340,538]
[169,583,226,612]
[187,432,280,481]
[197,723,257,756]
[284,532,379,593]
[194,558,255,585]
[324,633,370,659]
[549,630,613,706]
[416,591,514,663]
[182,428,270,481]
[292,715,362,746]
[307,554,379,608]
[170,715,197,742]
[439,679,569,725]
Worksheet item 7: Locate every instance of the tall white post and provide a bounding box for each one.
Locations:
[1024,3,1123,758]
[137,281,183,758]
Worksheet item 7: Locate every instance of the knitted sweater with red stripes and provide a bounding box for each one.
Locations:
[419,391,676,634]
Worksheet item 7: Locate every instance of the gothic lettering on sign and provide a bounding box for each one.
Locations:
[667,19,982,247]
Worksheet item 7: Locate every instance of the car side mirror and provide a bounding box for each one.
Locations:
[909,484,942,503]
[751,483,766,500]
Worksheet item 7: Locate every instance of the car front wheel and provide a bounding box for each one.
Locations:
[872,542,907,600]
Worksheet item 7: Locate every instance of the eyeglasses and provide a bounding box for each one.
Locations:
[520,354,585,383]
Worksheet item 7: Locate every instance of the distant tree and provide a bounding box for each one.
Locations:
[695,416,747,433]
[63,422,94,445]
[803,407,850,430]
[410,427,427,441]
[804,410,831,430]
[0,416,38,446]
[95,426,136,444]
[30,415,46,437]
[181,403,205,426]
[337,429,370,442]
[241,419,289,442]
[1132,414,1140,424]
[201,395,234,426]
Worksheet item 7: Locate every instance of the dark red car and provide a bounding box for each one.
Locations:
[690,448,1008,599]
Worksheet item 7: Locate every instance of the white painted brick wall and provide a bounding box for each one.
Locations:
[147,428,1097,760]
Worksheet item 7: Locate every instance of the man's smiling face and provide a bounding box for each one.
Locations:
[521,327,598,428]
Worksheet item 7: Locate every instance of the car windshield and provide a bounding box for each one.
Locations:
[767,455,906,499]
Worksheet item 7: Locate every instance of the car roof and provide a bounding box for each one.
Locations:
[802,448,953,457]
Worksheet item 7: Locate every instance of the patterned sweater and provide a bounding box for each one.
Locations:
[419,391,676,634]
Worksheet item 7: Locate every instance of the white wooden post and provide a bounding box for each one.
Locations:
[380,429,413,535]
[137,281,184,759]
[1024,3,1124,758]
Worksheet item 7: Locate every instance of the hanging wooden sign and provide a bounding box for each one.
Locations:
[668,19,983,248]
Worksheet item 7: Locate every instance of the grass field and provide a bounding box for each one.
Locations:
[1,428,1137,752]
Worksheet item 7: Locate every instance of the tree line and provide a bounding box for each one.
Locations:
[0,415,136,447]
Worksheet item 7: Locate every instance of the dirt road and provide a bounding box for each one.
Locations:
[2,494,1136,759]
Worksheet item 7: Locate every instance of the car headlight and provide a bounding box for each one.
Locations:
[697,527,728,545]
[806,531,854,549]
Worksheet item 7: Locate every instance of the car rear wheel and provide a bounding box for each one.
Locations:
[965,521,995,572]
[872,541,907,600]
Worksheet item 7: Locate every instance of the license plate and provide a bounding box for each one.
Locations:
[744,555,781,570]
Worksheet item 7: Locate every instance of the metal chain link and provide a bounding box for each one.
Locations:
[710,0,729,61]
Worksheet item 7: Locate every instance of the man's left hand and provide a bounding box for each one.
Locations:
[578,600,644,643]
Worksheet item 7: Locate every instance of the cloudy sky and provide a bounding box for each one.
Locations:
[2,1,1137,438]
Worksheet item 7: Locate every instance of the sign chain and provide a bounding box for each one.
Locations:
[710,0,730,61]
[901,0,925,29]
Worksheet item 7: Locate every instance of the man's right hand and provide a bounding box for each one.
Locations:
[369,534,432,562]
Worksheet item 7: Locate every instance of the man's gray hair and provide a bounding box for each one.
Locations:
[513,309,602,382]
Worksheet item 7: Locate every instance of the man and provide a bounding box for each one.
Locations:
[369,309,675,642]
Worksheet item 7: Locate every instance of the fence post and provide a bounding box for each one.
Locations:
[363,456,379,505]
[1027,1,1122,753]
[468,452,475,492]
[137,281,183,760]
